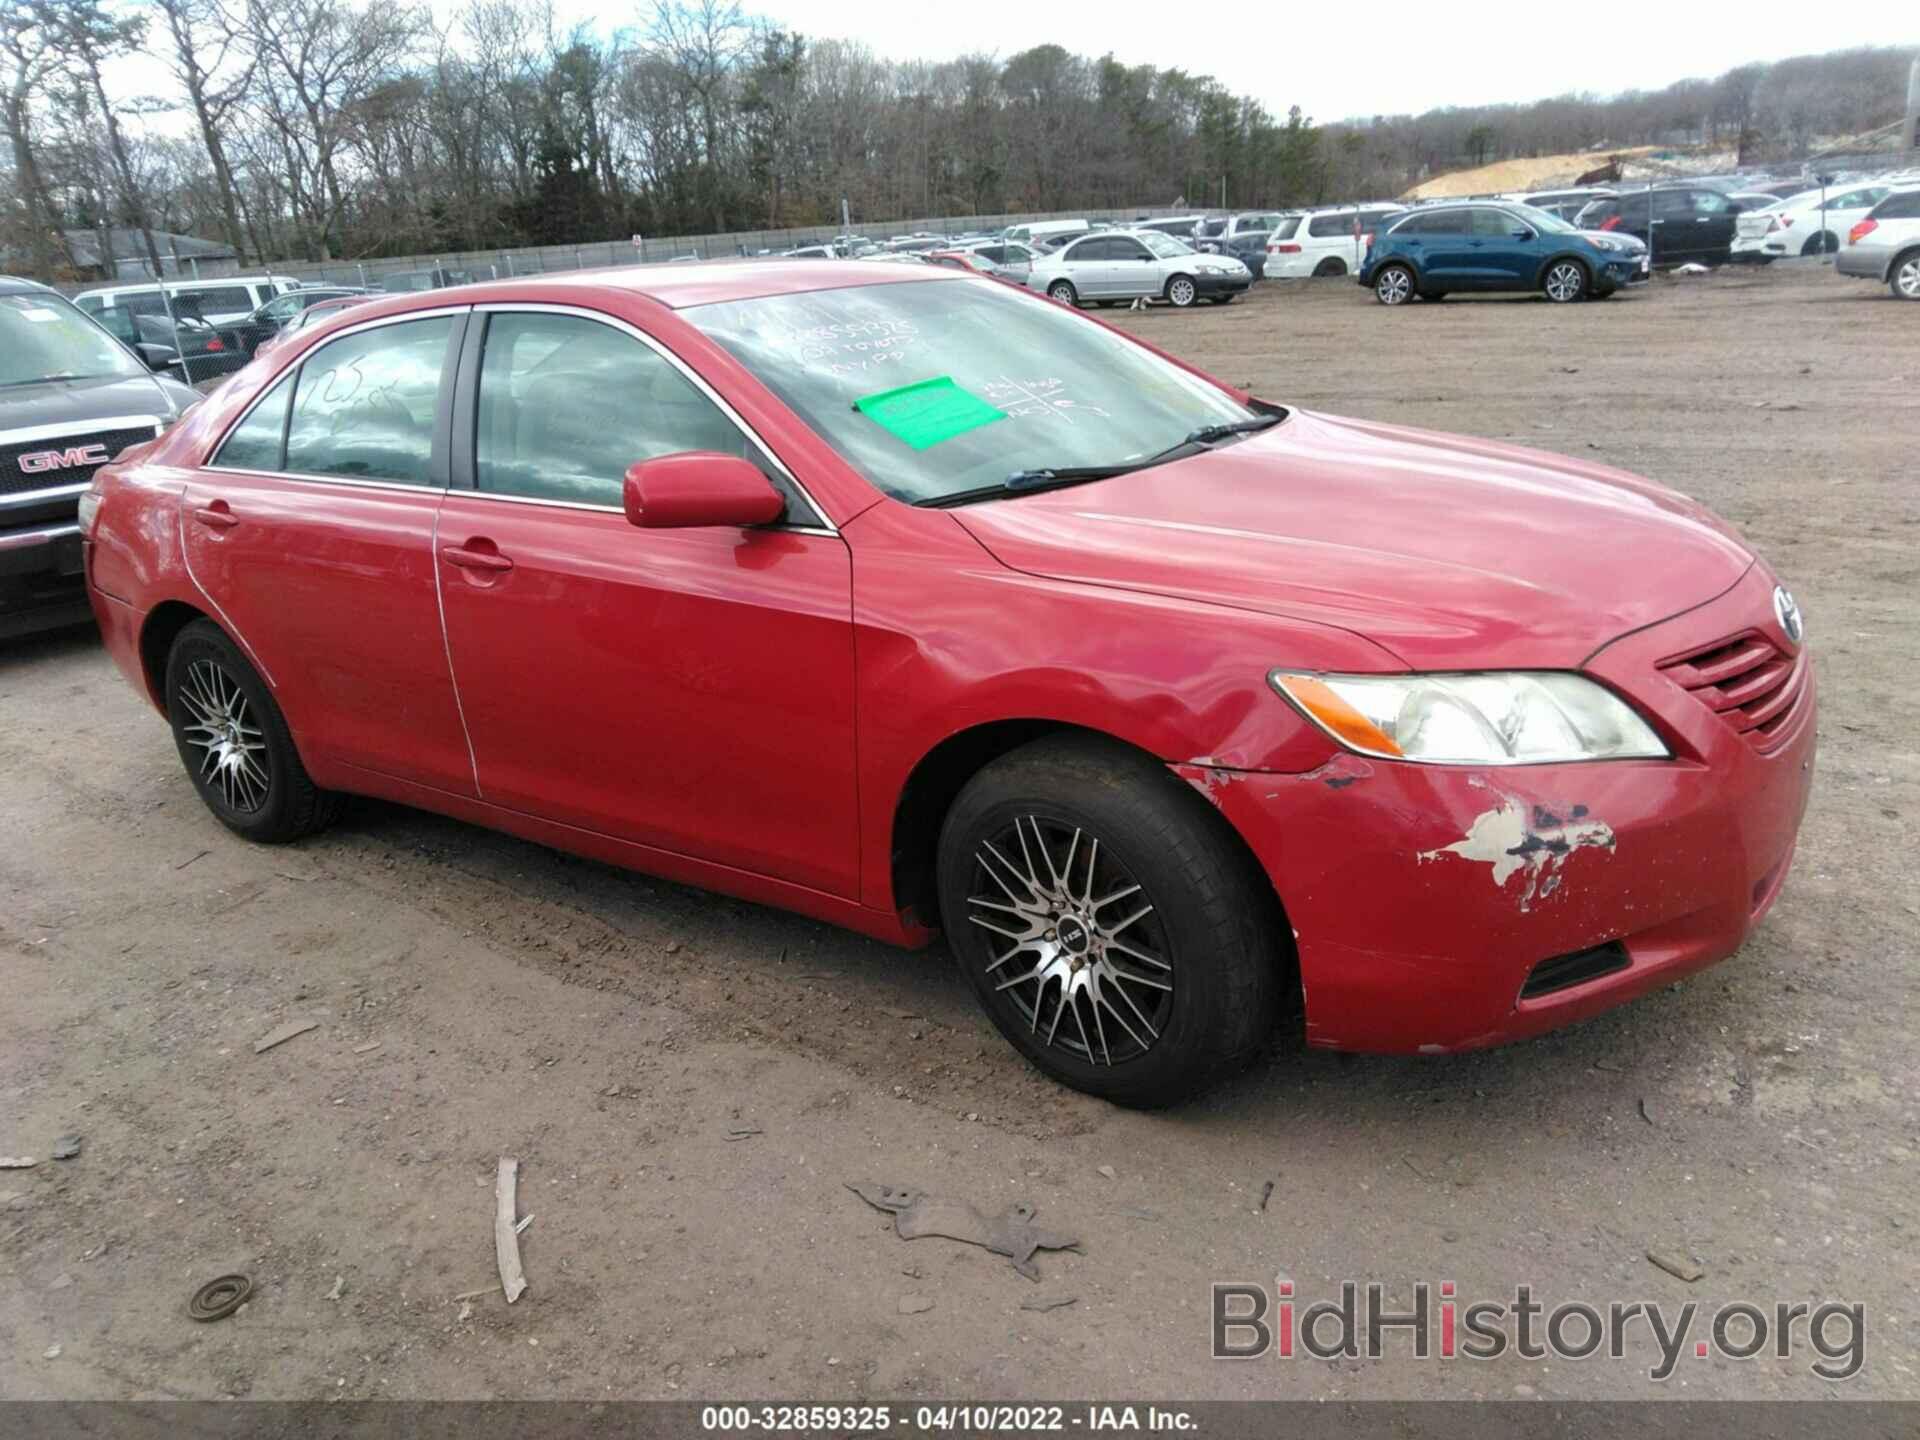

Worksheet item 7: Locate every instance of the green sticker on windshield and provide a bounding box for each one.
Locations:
[853,376,1005,450]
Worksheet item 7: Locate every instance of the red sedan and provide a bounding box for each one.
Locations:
[80,262,1815,1106]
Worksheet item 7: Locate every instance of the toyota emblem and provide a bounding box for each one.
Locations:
[1772,586,1804,647]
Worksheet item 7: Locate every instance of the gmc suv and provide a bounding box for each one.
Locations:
[2,276,199,638]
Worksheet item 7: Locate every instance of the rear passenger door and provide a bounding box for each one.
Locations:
[180,308,479,797]
[432,305,860,896]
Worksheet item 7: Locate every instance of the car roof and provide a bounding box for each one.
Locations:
[321,260,971,314]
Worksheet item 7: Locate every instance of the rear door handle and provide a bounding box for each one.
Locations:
[192,502,238,531]
[440,543,513,573]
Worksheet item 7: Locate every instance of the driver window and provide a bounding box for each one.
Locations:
[1471,209,1514,238]
[473,311,800,516]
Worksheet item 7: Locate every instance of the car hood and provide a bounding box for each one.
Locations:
[951,409,1755,670]
[0,371,196,434]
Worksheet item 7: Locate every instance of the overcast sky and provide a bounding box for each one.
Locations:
[115,5,1911,137]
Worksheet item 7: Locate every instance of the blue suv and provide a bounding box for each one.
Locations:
[1358,202,1648,305]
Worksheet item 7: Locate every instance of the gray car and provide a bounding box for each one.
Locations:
[1836,186,1920,299]
[1026,229,1251,308]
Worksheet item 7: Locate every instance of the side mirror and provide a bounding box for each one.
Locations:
[623,452,786,529]
[1512,227,1536,241]
[138,344,173,372]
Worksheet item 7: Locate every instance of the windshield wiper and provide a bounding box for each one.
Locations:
[917,411,1285,509]
[1181,413,1283,446]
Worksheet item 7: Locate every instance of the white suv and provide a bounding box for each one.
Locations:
[1265,205,1407,279]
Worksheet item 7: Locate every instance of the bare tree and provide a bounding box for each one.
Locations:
[156,0,255,261]
[0,2,77,277]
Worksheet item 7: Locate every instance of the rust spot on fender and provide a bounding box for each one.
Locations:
[1294,754,1376,790]
[1171,762,1235,807]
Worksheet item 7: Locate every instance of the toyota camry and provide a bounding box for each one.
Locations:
[80,261,1815,1106]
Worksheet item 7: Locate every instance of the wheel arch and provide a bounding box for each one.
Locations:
[887,720,1294,974]
[1534,250,1593,288]
[1887,245,1920,286]
[138,599,213,710]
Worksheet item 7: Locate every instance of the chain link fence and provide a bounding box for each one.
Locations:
[144,206,1183,289]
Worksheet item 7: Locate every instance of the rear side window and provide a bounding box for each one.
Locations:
[1872,191,1920,219]
[473,312,770,510]
[175,286,254,316]
[1308,212,1356,237]
[215,373,295,471]
[285,315,454,486]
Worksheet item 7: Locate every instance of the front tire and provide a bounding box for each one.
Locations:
[936,736,1284,1107]
[1373,264,1415,305]
[1047,280,1078,306]
[1165,274,1198,307]
[165,619,340,843]
[1543,259,1588,302]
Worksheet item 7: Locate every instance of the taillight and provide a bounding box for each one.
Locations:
[1779,216,1794,228]
[1268,243,1301,253]
[1599,216,1622,231]
[1849,218,1878,245]
[204,337,225,352]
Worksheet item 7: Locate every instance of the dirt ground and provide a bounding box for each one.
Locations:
[3,261,1916,1404]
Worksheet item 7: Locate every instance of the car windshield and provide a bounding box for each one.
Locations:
[689,277,1258,504]
[0,292,145,387]
[1140,232,1194,257]
[1510,203,1578,234]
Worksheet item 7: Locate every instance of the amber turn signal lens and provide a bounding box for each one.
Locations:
[1270,673,1404,758]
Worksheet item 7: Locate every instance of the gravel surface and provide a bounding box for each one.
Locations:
[2,260,1915,1401]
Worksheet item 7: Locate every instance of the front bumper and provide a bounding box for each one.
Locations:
[1595,253,1649,287]
[1193,272,1252,296]
[0,520,91,638]
[1193,564,1815,1054]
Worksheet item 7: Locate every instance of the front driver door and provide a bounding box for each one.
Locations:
[433,305,860,897]
[1106,236,1158,299]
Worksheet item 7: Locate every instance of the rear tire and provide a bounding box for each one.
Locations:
[1891,251,1920,301]
[936,735,1285,1107]
[1312,257,1347,278]
[1802,231,1836,258]
[165,619,340,843]
[1047,279,1078,306]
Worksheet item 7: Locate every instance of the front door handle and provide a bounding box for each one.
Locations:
[440,542,513,573]
[192,501,238,531]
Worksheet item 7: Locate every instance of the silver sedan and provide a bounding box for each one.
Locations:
[1026,230,1251,308]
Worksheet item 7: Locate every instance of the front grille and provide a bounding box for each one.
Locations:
[1519,942,1630,999]
[0,425,160,498]
[1658,629,1809,753]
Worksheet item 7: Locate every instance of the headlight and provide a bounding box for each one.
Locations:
[1269,671,1669,765]
[1589,237,1626,253]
